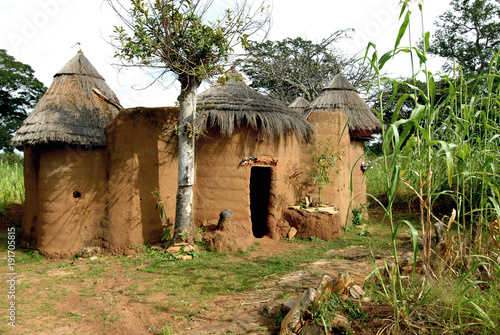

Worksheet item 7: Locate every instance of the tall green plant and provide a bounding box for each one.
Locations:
[308,136,343,205]
[0,160,24,213]
[363,0,454,330]
[363,0,500,332]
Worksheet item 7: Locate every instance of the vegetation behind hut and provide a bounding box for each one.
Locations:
[427,0,500,75]
[0,49,46,152]
[240,34,374,104]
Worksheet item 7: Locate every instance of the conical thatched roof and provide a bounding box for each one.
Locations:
[195,74,315,142]
[288,97,310,114]
[11,50,121,148]
[306,74,381,139]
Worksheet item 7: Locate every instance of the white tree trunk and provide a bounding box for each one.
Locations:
[173,81,198,245]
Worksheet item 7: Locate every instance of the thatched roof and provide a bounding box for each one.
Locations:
[288,97,310,114]
[305,74,381,139]
[195,75,315,142]
[10,50,121,148]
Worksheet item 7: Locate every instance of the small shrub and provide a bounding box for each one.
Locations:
[351,203,368,226]
[18,250,45,264]
[359,226,370,237]
[308,136,344,205]
[149,324,173,335]
[160,226,172,244]
[307,293,368,330]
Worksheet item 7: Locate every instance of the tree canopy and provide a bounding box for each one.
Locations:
[0,49,46,152]
[240,31,373,104]
[427,0,500,75]
[109,0,268,88]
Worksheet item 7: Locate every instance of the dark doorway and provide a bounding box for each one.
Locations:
[250,166,271,238]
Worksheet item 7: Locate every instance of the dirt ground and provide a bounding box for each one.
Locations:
[0,204,412,335]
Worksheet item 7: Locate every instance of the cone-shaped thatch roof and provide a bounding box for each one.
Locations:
[306,74,381,139]
[196,73,315,142]
[11,50,122,148]
[288,97,310,114]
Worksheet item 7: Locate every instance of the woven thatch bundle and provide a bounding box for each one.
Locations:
[196,76,315,142]
[288,97,310,115]
[306,74,381,139]
[11,51,121,148]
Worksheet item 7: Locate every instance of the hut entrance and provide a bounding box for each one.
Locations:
[250,166,271,238]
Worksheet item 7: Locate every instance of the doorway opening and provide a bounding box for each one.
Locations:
[250,166,271,238]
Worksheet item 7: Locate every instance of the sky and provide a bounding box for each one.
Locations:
[0,0,452,109]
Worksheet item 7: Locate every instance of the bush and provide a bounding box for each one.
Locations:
[0,152,23,165]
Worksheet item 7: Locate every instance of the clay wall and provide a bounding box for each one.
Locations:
[195,128,304,239]
[104,108,306,244]
[303,110,353,224]
[104,107,179,252]
[23,145,107,257]
[21,146,39,246]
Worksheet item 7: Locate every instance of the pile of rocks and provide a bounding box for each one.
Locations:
[278,272,366,335]
[165,243,196,260]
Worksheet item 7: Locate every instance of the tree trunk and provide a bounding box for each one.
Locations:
[172,79,199,245]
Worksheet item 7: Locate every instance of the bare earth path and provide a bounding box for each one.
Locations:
[175,244,388,335]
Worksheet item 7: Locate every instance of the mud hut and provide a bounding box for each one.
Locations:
[12,53,379,256]
[304,73,382,214]
[102,106,180,254]
[87,73,316,254]
[193,75,315,249]
[288,96,310,115]
[11,50,121,257]
[306,73,381,139]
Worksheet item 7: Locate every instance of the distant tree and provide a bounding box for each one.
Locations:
[108,0,269,245]
[428,0,500,75]
[240,32,373,104]
[0,49,46,152]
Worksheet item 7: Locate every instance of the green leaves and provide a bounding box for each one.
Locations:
[0,49,47,151]
[309,136,343,205]
[109,0,269,87]
[394,10,410,51]
[428,0,500,75]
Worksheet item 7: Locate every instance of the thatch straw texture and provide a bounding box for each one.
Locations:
[196,77,315,142]
[289,97,310,114]
[11,51,121,148]
[306,74,381,139]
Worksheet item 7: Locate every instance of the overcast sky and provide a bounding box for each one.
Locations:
[0,0,452,108]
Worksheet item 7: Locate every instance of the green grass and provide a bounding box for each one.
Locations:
[360,2,500,332]
[1,225,384,334]
[364,158,418,207]
[136,233,380,298]
[0,159,24,213]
